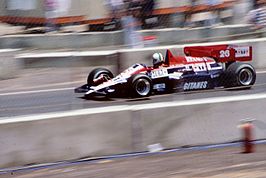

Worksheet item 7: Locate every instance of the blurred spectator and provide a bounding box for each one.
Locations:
[127,0,143,21]
[184,0,198,27]
[140,0,155,28]
[128,0,143,9]
[57,0,71,16]
[140,0,154,16]
[247,1,266,29]
[121,8,144,48]
[252,0,260,9]
[104,0,124,21]
[125,0,155,28]
[204,0,223,26]
[44,0,59,32]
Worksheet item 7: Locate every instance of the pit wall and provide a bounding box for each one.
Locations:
[0,25,254,49]
[0,49,21,80]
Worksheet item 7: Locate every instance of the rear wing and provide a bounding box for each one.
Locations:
[184,45,252,63]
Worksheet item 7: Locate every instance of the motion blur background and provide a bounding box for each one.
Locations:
[0,0,265,36]
[0,0,265,89]
[1,0,266,173]
[0,0,265,67]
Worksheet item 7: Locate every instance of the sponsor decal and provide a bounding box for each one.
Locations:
[211,73,220,78]
[191,63,207,72]
[153,83,166,90]
[235,47,250,57]
[169,72,183,79]
[185,57,206,63]
[183,81,208,90]
[151,69,168,79]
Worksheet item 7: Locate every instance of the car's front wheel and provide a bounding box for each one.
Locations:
[87,68,114,86]
[129,74,152,97]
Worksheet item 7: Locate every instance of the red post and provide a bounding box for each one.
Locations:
[241,121,254,153]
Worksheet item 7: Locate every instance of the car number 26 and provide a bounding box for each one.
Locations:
[219,50,230,58]
[151,69,168,79]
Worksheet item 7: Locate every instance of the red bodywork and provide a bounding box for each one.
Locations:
[183,45,252,63]
[154,45,252,68]
[164,49,216,66]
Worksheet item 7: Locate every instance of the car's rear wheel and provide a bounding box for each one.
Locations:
[129,74,152,97]
[223,62,256,88]
[238,68,254,85]
[87,68,114,86]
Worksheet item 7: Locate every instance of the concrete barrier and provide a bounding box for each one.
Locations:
[0,49,21,80]
[0,25,254,49]
[138,99,266,149]
[1,94,266,168]
[14,38,266,74]
[0,108,133,168]
[0,31,124,49]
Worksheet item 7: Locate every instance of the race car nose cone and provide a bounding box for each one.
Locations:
[74,84,90,93]
[86,90,94,95]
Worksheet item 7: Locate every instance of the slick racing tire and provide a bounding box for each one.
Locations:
[129,74,152,97]
[87,68,114,86]
[223,62,256,88]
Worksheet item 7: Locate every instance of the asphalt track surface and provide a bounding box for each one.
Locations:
[0,68,266,117]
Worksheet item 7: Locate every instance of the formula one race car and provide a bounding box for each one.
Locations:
[75,45,256,98]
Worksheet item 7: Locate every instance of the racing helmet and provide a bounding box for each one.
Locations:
[152,53,164,67]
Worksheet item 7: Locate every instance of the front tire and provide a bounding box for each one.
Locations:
[129,74,152,97]
[223,62,256,88]
[87,68,114,86]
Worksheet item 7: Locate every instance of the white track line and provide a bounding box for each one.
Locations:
[17,51,117,58]
[132,92,266,111]
[0,87,74,96]
[0,80,83,93]
[256,70,266,74]
[1,92,266,124]
[0,49,20,53]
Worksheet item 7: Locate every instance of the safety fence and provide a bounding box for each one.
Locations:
[0,0,244,35]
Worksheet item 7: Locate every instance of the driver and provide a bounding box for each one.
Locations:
[152,52,165,68]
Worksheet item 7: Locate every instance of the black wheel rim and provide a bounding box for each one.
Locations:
[239,68,253,86]
[135,79,151,96]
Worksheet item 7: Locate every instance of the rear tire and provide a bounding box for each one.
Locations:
[87,68,114,86]
[223,62,256,88]
[129,74,152,97]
